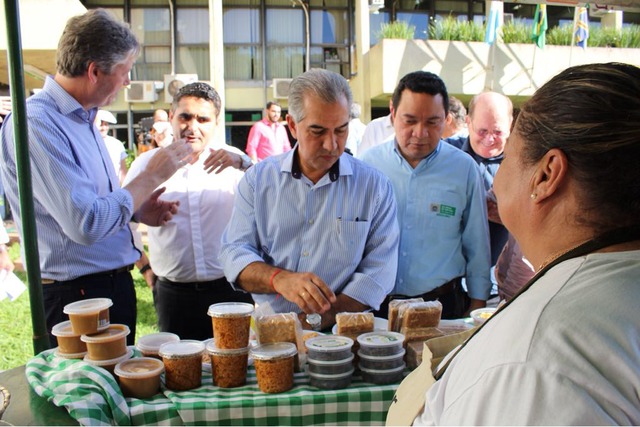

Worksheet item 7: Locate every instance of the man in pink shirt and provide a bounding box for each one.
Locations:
[246,101,292,162]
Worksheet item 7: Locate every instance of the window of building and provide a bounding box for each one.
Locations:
[130,8,171,81]
[176,8,210,79]
[224,8,262,80]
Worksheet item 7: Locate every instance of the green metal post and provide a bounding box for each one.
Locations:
[3,0,50,354]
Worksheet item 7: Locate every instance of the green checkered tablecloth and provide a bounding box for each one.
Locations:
[26,349,399,426]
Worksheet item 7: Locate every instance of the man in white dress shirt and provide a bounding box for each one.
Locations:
[124,82,254,340]
[357,100,395,157]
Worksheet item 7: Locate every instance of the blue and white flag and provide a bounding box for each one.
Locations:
[575,7,589,49]
[485,2,501,45]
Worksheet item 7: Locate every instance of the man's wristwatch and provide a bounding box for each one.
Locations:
[305,313,322,331]
[239,154,253,171]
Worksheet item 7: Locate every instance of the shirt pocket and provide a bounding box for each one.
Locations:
[424,189,463,234]
[334,219,370,260]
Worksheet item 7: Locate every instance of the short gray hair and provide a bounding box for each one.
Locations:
[56,9,140,77]
[288,69,352,123]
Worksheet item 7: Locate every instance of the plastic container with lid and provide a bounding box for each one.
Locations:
[51,320,87,356]
[207,302,254,349]
[251,342,297,393]
[359,363,406,385]
[115,357,165,399]
[83,347,133,375]
[470,307,497,326]
[305,335,354,361]
[358,348,406,370]
[81,324,130,361]
[309,368,354,390]
[159,340,205,391]
[307,353,354,375]
[64,298,112,335]
[206,341,249,388]
[356,331,405,357]
[55,347,87,359]
[136,332,180,359]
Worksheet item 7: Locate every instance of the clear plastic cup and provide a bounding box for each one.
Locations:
[136,332,180,359]
[81,324,130,361]
[63,298,112,335]
[309,368,354,390]
[51,320,87,356]
[251,342,297,393]
[359,363,406,385]
[305,335,354,361]
[115,357,165,399]
[159,340,205,391]
[83,347,133,375]
[206,341,249,388]
[356,331,405,357]
[207,302,254,349]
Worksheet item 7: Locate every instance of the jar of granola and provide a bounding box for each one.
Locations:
[158,340,205,391]
[251,342,297,393]
[207,302,254,349]
[206,341,249,388]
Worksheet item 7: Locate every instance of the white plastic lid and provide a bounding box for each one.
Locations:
[207,302,254,318]
[356,331,405,348]
[305,335,354,353]
[206,340,249,356]
[54,347,87,359]
[115,357,165,379]
[84,347,133,366]
[63,298,113,315]
[158,340,205,359]
[80,324,130,343]
[136,332,180,353]
[51,320,80,338]
[307,353,354,366]
[358,362,406,375]
[308,368,354,380]
[250,342,297,361]
[358,348,406,361]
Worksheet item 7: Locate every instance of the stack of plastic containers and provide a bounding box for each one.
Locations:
[305,335,355,389]
[60,298,133,373]
[357,331,406,385]
[206,302,254,388]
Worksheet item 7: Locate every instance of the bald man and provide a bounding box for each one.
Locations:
[445,92,513,296]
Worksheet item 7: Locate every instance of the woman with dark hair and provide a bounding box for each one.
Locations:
[400,63,640,425]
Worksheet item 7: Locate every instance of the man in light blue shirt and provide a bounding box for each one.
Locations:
[220,69,399,331]
[360,71,491,319]
[0,10,194,345]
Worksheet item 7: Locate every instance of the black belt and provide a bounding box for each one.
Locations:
[387,277,462,302]
[42,265,134,285]
[156,276,227,291]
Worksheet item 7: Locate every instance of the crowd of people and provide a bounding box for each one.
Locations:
[0,7,638,424]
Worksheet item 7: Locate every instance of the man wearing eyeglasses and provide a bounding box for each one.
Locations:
[445,91,513,298]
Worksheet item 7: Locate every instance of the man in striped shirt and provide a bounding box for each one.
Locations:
[0,9,194,346]
[221,69,399,331]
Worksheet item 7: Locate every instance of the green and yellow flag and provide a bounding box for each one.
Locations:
[531,4,548,49]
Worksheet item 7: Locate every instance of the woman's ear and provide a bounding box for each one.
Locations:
[530,148,568,202]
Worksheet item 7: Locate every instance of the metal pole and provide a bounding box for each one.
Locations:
[293,0,310,72]
[3,0,50,354]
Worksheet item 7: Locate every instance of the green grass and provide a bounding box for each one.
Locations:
[383,15,640,48]
[0,243,158,371]
[429,16,485,42]
[376,20,416,40]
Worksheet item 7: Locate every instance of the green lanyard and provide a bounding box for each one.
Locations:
[434,225,640,381]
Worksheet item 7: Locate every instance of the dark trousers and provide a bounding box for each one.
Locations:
[153,276,254,341]
[375,278,470,320]
[43,270,137,348]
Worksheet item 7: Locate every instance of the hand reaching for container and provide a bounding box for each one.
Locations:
[271,270,337,314]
